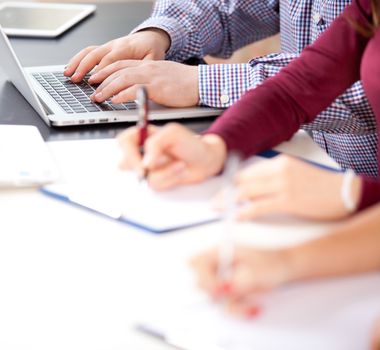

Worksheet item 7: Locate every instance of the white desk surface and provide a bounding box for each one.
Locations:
[0,131,379,350]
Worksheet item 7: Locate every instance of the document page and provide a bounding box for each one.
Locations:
[139,273,380,350]
[44,139,264,232]
[45,171,224,232]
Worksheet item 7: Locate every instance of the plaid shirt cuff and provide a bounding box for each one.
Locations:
[131,17,188,60]
[198,64,252,108]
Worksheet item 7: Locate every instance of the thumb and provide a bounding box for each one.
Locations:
[143,53,157,60]
[143,123,193,169]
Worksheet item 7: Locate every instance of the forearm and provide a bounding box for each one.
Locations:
[285,204,380,282]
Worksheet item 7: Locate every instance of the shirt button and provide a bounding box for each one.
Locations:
[220,94,230,104]
[313,12,321,23]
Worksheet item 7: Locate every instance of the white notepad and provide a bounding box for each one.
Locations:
[42,172,224,233]
[42,139,265,233]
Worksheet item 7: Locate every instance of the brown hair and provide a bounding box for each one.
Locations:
[346,0,380,36]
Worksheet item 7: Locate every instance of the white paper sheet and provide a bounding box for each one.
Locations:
[43,139,266,232]
[139,273,380,350]
[44,171,225,232]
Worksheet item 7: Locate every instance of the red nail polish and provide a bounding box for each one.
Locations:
[212,282,233,298]
[220,282,233,294]
[245,305,261,318]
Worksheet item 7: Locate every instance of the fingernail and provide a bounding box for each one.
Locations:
[221,282,233,294]
[174,162,186,174]
[142,154,153,168]
[95,92,103,100]
[71,72,79,80]
[213,282,232,298]
[136,167,144,178]
[244,305,261,318]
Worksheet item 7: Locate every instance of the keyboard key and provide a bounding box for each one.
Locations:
[72,107,87,113]
[86,106,100,112]
[123,102,137,109]
[99,104,113,111]
[110,104,127,111]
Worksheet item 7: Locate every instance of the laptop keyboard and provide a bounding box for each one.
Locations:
[32,72,137,114]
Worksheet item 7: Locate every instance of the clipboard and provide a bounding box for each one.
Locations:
[41,144,340,234]
[41,172,224,234]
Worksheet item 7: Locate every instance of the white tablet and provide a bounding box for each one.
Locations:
[0,125,59,188]
[0,2,96,38]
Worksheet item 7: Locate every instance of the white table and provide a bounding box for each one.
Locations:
[0,132,379,350]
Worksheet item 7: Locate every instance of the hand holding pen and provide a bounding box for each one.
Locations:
[118,123,227,190]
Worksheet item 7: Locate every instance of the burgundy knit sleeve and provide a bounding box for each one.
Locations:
[359,177,380,210]
[206,0,371,158]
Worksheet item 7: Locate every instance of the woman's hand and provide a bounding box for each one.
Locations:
[64,29,170,82]
[372,318,380,350]
[88,60,199,107]
[117,124,227,190]
[232,155,362,221]
[191,246,292,316]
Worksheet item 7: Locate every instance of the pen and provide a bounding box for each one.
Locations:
[218,153,240,283]
[217,154,263,318]
[136,324,224,350]
[137,85,149,181]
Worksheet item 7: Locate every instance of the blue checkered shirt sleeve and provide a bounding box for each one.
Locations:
[198,53,296,107]
[199,53,374,129]
[132,0,280,62]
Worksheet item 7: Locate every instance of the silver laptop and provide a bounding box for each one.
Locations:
[0,26,222,127]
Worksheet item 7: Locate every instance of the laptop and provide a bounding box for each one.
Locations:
[0,26,223,127]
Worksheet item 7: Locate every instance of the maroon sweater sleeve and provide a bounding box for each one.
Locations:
[359,178,380,210]
[206,0,375,210]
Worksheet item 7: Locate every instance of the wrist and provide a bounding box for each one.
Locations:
[144,28,171,53]
[201,134,227,176]
[282,243,328,282]
[186,66,199,106]
[273,248,301,285]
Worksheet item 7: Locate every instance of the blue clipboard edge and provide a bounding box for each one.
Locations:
[258,149,342,172]
[40,187,220,234]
